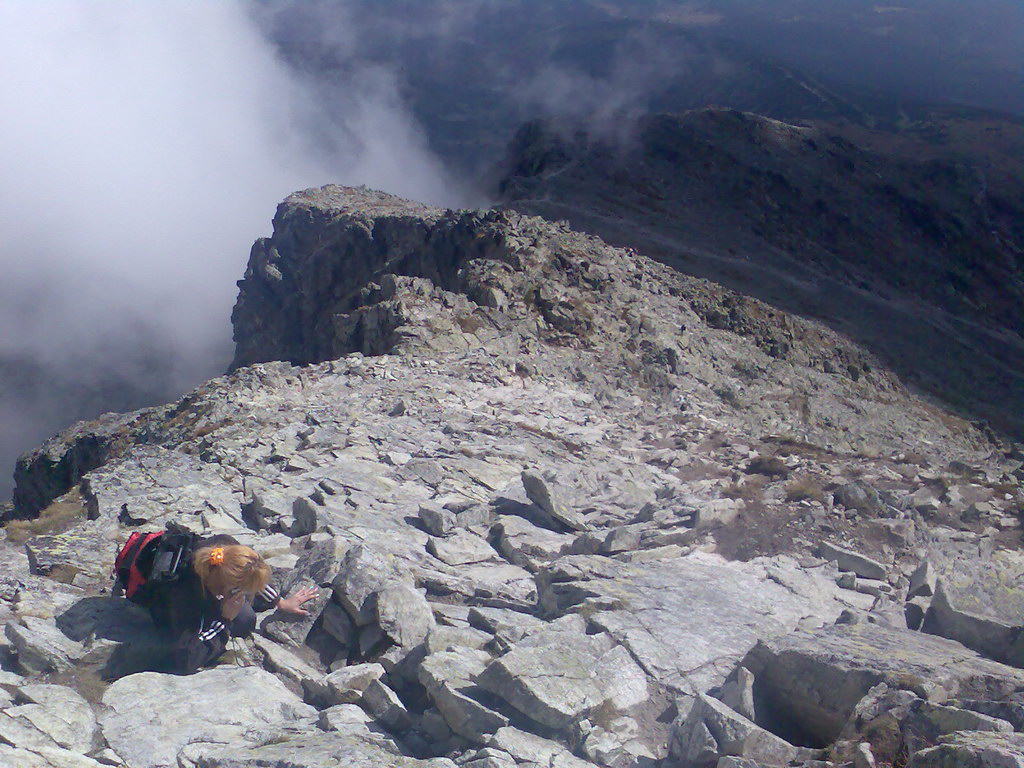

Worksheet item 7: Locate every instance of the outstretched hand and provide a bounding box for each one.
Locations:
[277,585,319,616]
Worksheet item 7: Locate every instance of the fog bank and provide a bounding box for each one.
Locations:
[0,1,471,498]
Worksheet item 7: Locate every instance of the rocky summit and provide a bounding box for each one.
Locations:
[1,185,1023,768]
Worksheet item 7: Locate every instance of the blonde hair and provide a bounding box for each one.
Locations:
[193,544,271,597]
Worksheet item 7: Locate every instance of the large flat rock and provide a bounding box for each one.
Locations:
[99,667,316,768]
[743,622,1024,747]
[923,548,1024,667]
[545,552,861,695]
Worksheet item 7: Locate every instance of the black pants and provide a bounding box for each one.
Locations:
[229,603,256,638]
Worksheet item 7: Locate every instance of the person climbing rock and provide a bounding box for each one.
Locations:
[113,530,318,674]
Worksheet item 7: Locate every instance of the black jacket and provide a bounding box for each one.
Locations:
[133,533,280,674]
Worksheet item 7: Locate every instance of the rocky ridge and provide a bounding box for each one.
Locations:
[496,109,1024,439]
[1,186,1023,768]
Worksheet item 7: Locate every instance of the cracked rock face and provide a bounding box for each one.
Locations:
[2,186,1024,768]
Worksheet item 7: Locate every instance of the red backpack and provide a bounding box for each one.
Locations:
[113,530,194,600]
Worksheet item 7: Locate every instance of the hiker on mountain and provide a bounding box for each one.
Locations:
[114,530,317,674]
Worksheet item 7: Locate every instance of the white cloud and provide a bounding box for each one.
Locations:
[0,0,471,497]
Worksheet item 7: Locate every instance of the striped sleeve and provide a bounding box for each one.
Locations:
[197,619,227,642]
[253,583,280,612]
[260,584,280,603]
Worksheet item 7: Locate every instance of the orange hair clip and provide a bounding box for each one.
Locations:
[209,547,225,566]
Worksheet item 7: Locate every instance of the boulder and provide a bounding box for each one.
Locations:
[493,515,574,570]
[251,633,322,689]
[834,482,884,516]
[178,730,454,768]
[672,694,805,768]
[478,626,648,730]
[362,679,412,731]
[420,649,509,742]
[818,542,888,581]
[305,663,386,707]
[376,582,435,651]
[427,530,498,566]
[908,730,1024,768]
[4,616,84,674]
[923,549,1024,667]
[419,502,457,537]
[0,683,97,754]
[550,552,855,696]
[332,545,399,626]
[742,622,1024,748]
[522,471,589,532]
[901,700,1013,753]
[99,667,316,768]
[0,743,106,768]
[261,536,347,648]
[490,725,600,768]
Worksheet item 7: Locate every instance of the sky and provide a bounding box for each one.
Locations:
[0,1,471,499]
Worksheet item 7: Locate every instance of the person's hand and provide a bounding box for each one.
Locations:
[277,586,319,615]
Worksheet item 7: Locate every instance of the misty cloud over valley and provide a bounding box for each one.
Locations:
[2,0,1022,498]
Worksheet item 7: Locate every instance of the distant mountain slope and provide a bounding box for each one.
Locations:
[496,109,1024,438]
[265,0,1024,178]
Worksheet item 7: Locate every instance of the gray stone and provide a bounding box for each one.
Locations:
[490,726,599,768]
[251,633,322,688]
[306,662,386,707]
[909,561,938,599]
[522,471,589,532]
[428,531,499,566]
[908,731,1024,768]
[362,679,412,731]
[332,545,399,626]
[248,486,297,532]
[720,666,756,722]
[5,683,97,753]
[4,617,84,674]
[818,542,887,581]
[376,582,435,650]
[420,503,457,537]
[0,744,106,768]
[420,649,509,742]
[923,549,1024,667]
[425,625,493,654]
[902,700,1013,753]
[319,702,374,731]
[260,538,340,647]
[555,552,854,696]
[834,482,884,516]
[959,701,1024,732]
[855,742,877,768]
[743,622,1024,748]
[679,694,802,767]
[178,729,448,768]
[494,516,574,570]
[467,607,547,648]
[99,667,316,768]
[479,637,606,728]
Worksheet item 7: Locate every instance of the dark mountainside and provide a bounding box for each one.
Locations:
[265,0,1024,180]
[2,186,1023,768]
[496,109,1024,440]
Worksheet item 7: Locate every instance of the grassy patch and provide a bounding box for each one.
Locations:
[745,455,790,479]
[784,475,826,503]
[3,487,87,543]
